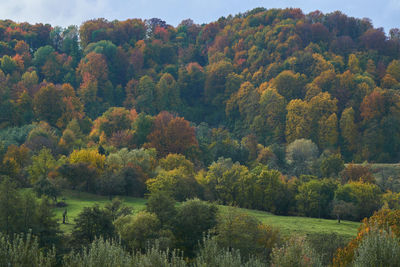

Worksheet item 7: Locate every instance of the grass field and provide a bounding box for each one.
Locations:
[54,190,147,232]
[54,190,360,239]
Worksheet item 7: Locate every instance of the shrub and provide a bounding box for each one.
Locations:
[270,235,323,267]
[0,232,56,267]
[353,225,400,267]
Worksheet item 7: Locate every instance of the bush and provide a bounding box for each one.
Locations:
[114,211,161,251]
[64,238,186,267]
[353,225,400,267]
[0,232,56,267]
[214,207,280,260]
[173,199,218,257]
[306,233,348,266]
[194,236,268,267]
[270,235,323,267]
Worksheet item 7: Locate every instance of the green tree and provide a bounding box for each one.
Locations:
[285,100,312,142]
[71,205,115,245]
[271,70,306,100]
[28,148,57,184]
[173,199,218,256]
[320,154,344,178]
[146,191,177,227]
[0,55,17,74]
[135,75,155,114]
[296,179,337,218]
[146,167,200,201]
[114,211,161,251]
[340,107,358,159]
[33,83,65,126]
[156,73,181,112]
[215,208,280,260]
[103,197,133,221]
[0,177,22,235]
[252,86,286,144]
[335,182,382,220]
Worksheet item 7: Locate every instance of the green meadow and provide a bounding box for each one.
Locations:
[54,190,360,239]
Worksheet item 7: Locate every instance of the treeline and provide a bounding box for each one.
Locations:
[0,8,399,162]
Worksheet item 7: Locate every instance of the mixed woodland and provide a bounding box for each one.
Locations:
[1,7,400,266]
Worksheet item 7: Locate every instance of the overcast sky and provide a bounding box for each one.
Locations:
[0,0,398,32]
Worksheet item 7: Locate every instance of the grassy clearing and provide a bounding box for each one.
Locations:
[54,190,147,233]
[54,190,360,239]
[237,208,359,239]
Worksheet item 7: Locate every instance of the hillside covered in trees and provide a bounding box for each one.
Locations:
[0,7,399,162]
[1,7,400,267]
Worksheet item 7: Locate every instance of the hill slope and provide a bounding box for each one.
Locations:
[55,190,360,238]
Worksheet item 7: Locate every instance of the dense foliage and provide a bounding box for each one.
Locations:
[0,6,400,266]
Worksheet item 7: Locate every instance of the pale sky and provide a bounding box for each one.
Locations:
[0,0,398,32]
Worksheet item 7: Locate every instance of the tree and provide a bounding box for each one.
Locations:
[155,73,181,112]
[0,179,59,248]
[252,166,291,214]
[103,197,133,221]
[271,70,306,100]
[285,99,312,142]
[252,86,286,144]
[178,62,205,106]
[296,179,337,218]
[340,107,358,159]
[77,52,109,83]
[114,211,161,251]
[335,182,381,220]
[96,171,126,199]
[33,45,55,68]
[320,154,344,178]
[173,199,218,256]
[340,164,375,184]
[132,113,154,147]
[386,60,400,81]
[204,60,234,107]
[146,191,177,227]
[332,200,357,223]
[33,178,61,202]
[28,148,56,184]
[58,162,97,192]
[202,158,249,205]
[133,75,156,114]
[69,148,105,170]
[215,208,280,260]
[318,113,338,149]
[72,205,115,245]
[146,167,200,201]
[286,139,319,176]
[348,54,361,74]
[33,83,65,126]
[146,111,198,158]
[226,81,259,133]
[1,55,17,74]
[0,177,22,235]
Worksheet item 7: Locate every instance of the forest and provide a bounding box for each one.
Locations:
[0,6,400,266]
